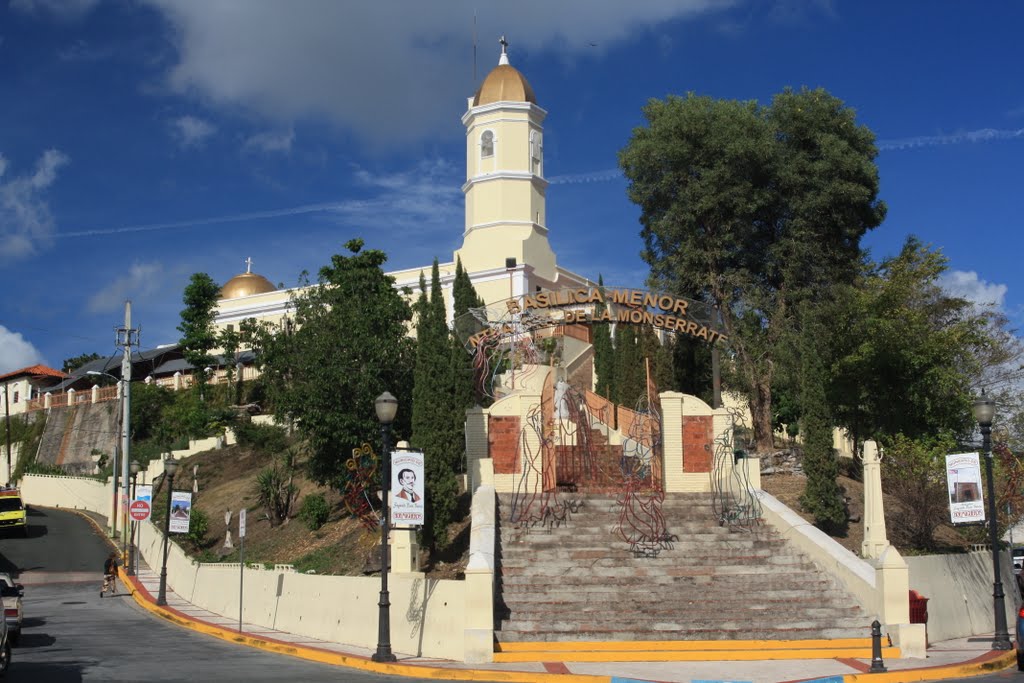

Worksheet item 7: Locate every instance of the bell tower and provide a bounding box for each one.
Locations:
[455,38,556,284]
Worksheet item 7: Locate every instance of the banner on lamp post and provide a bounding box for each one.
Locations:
[946,452,985,524]
[390,451,425,526]
[169,491,192,533]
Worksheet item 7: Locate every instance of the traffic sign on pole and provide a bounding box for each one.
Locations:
[129,499,151,522]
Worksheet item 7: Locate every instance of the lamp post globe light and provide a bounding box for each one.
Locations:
[156,457,179,607]
[973,390,1012,650]
[127,460,141,576]
[372,391,398,663]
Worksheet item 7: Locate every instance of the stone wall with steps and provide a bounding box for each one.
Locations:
[495,492,871,642]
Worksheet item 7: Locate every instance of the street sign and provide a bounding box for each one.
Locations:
[239,507,246,538]
[129,499,151,521]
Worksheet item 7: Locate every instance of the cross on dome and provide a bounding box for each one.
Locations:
[499,35,510,65]
[245,256,253,274]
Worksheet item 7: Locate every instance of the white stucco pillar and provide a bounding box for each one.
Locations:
[862,440,889,559]
[44,392,52,409]
[463,485,495,664]
[91,385,100,404]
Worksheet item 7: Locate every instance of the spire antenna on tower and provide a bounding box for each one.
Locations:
[499,35,510,65]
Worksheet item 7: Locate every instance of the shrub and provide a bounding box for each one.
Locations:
[299,493,330,531]
[234,421,289,454]
[186,508,209,548]
[256,460,296,526]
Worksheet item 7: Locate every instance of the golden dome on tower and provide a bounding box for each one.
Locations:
[220,258,276,299]
[472,36,536,107]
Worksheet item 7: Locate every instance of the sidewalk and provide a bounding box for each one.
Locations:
[78,508,1012,683]
[111,556,1013,683]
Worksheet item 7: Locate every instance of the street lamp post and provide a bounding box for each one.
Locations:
[156,457,179,606]
[371,391,398,663]
[973,391,1011,650]
[127,460,141,576]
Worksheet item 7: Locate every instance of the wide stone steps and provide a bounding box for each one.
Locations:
[495,492,869,643]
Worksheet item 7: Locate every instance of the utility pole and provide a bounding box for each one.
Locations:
[115,301,139,552]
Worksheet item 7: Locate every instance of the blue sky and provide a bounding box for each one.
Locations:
[1,1,1021,374]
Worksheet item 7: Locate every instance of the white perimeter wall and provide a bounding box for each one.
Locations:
[906,550,1020,643]
[21,473,471,660]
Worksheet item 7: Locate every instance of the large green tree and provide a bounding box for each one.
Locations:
[178,272,222,390]
[828,237,988,448]
[620,88,886,452]
[248,239,413,488]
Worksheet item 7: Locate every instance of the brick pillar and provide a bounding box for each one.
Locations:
[682,415,714,472]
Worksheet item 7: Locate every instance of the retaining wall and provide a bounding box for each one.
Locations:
[906,550,1019,643]
[20,472,493,662]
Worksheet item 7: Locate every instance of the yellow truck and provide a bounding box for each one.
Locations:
[0,489,27,537]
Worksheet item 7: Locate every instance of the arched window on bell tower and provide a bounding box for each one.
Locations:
[530,130,542,174]
[481,130,494,158]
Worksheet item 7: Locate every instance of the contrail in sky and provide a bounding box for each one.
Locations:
[548,126,1024,184]
[58,201,346,238]
[54,126,1022,239]
[877,127,1024,150]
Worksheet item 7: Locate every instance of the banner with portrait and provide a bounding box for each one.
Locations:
[391,451,425,526]
[946,452,985,524]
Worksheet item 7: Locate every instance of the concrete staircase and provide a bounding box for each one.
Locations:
[495,492,871,643]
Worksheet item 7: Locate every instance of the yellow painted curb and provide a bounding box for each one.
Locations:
[844,650,1016,683]
[115,570,609,683]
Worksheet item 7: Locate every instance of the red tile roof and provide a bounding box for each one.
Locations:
[0,364,69,383]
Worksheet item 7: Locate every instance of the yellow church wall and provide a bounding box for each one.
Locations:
[462,178,543,229]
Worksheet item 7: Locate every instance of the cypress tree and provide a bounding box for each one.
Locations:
[451,258,483,409]
[798,311,846,533]
[614,324,644,407]
[453,257,485,313]
[592,275,616,399]
[411,260,462,551]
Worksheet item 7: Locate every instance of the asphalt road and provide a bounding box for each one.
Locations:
[0,506,486,683]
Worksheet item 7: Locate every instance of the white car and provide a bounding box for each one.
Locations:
[1013,547,1024,575]
[0,575,21,647]
[0,592,9,675]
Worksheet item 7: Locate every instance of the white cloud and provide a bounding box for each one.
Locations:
[9,0,99,20]
[87,262,166,313]
[940,270,1007,310]
[0,326,46,375]
[170,115,216,148]
[244,128,295,154]
[142,0,733,145]
[0,149,70,261]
